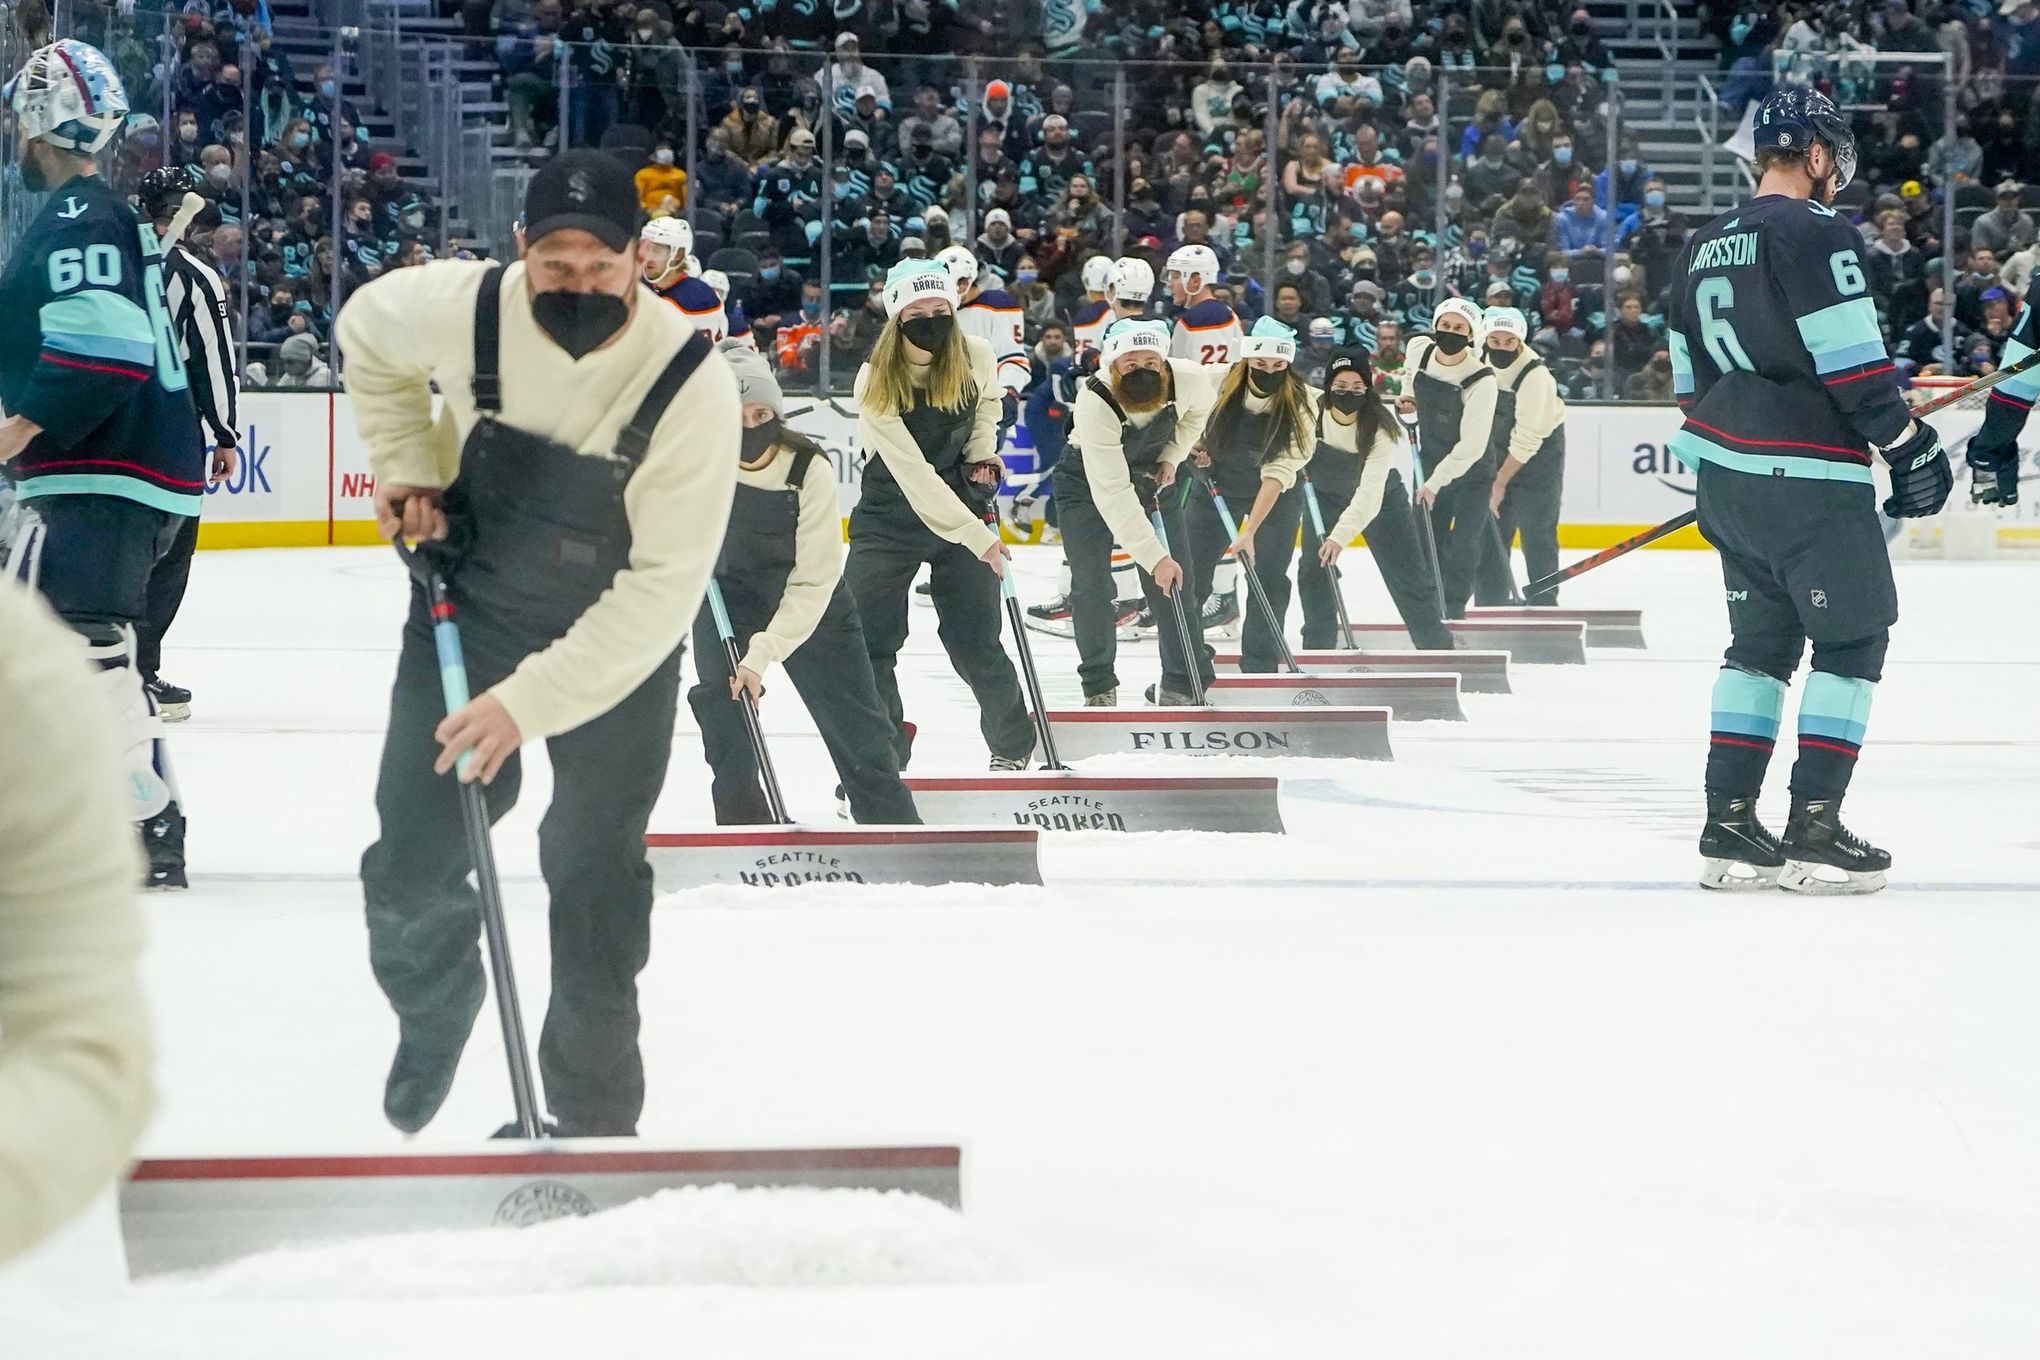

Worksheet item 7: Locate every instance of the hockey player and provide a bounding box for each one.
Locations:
[136,165,241,723]
[1667,86,1949,894]
[693,345,919,822]
[1059,319,1215,705]
[938,244,1029,427]
[702,267,754,349]
[847,259,1035,770]
[1400,297,1499,618]
[1958,296,2039,506]
[0,40,205,889]
[1107,257,1156,322]
[1164,243,1244,367]
[1190,317,1317,673]
[640,217,727,341]
[1070,255,1115,356]
[1480,306,1567,604]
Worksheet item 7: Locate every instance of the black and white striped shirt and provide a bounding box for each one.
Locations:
[162,244,240,449]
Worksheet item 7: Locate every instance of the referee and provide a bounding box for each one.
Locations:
[135,166,240,722]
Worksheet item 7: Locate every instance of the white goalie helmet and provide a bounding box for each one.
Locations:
[936,243,980,290]
[6,39,129,154]
[1080,255,1113,294]
[1109,256,1155,304]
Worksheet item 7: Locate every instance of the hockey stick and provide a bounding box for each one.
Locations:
[1192,468,1300,672]
[1298,472,1358,649]
[1149,500,1207,704]
[706,578,791,824]
[393,538,544,1142]
[1405,426,1452,621]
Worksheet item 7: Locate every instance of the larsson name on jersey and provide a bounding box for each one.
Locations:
[1690,230,1760,271]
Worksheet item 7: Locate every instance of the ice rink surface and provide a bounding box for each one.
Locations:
[8,541,2040,1358]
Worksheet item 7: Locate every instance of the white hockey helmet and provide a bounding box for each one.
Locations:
[641,215,694,256]
[1164,244,1221,291]
[6,39,128,154]
[684,252,702,277]
[702,267,730,300]
[936,243,980,290]
[1109,256,1155,304]
[1080,254,1114,294]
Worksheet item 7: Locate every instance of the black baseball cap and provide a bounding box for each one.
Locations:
[523,150,642,252]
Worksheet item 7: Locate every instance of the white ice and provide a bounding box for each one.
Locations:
[7,540,2040,1358]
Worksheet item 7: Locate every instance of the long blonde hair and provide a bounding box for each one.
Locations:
[862,316,976,416]
[1209,361,1315,458]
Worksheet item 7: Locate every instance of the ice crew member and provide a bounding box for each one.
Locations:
[0,40,206,889]
[640,216,727,342]
[1314,350,1455,651]
[1190,316,1316,672]
[939,244,1030,428]
[1480,306,1567,604]
[1400,297,1499,617]
[340,151,740,1136]
[134,165,242,724]
[1059,319,1215,705]
[692,344,919,823]
[847,258,1035,771]
[1164,243,1243,366]
[1666,87,1948,893]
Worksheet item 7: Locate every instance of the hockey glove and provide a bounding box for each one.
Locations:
[1966,437,2021,507]
[1882,422,1952,519]
[1000,391,1019,432]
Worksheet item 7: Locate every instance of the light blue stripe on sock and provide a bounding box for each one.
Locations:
[1711,667,1785,740]
[1800,672,1874,746]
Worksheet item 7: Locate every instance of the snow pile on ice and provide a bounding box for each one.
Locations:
[157,1186,1016,1299]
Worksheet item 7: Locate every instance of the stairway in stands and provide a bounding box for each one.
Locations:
[1584,0,1746,216]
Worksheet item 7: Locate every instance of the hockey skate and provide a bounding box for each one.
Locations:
[1778,799,1890,895]
[1118,603,1157,640]
[1697,794,1785,891]
[145,676,191,722]
[143,803,188,890]
[1202,589,1241,639]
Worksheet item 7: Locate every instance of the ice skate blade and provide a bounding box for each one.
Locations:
[1023,615,1077,639]
[155,701,190,723]
[1778,860,1887,896]
[1699,857,1782,891]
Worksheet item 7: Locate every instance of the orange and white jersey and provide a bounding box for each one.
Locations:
[960,287,1030,395]
[1169,297,1243,367]
[1071,297,1114,355]
[651,275,728,344]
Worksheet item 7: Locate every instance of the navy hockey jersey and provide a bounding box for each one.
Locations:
[0,174,204,514]
[1170,297,1244,367]
[1665,194,1911,485]
[651,274,728,343]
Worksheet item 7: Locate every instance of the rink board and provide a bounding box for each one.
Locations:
[1203,673,1464,723]
[903,773,1284,834]
[1041,707,1393,761]
[1463,606,1646,649]
[119,1146,962,1279]
[1210,649,1513,695]
[1342,619,1588,665]
[646,827,1041,889]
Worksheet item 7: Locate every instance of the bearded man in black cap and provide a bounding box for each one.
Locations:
[337,150,740,1137]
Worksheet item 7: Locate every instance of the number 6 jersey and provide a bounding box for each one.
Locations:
[1665,194,1912,485]
[0,173,205,515]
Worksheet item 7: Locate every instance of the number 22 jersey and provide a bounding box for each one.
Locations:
[1665,194,1911,486]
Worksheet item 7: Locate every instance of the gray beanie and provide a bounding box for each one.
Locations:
[719,340,782,417]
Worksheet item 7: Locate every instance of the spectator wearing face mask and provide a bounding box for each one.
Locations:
[1282,241,1334,315]
[1607,291,1657,388]
[1536,132,1591,208]
[743,248,804,333]
[977,208,1025,278]
[695,130,752,217]
[1493,177,1554,247]
[1595,142,1650,219]
[636,138,687,215]
[719,86,781,165]
[1556,7,1615,75]
[1539,251,1579,337]
[1389,244,1442,333]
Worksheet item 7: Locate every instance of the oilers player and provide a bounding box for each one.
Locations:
[0,40,206,888]
[702,267,754,349]
[938,244,1029,429]
[640,217,727,341]
[1071,255,1115,357]
[1667,87,1950,894]
[1164,244,1243,367]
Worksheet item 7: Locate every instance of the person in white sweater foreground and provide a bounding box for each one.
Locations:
[0,583,153,1267]
[846,258,1035,770]
[1480,306,1569,604]
[1398,297,1500,617]
[689,345,919,823]
[338,152,740,1138]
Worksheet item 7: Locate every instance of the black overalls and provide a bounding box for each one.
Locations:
[361,267,708,1137]
[1295,413,1455,651]
[1056,377,1211,698]
[1411,346,1500,617]
[688,447,921,824]
[1191,389,1305,674]
[844,384,1034,766]
[1488,355,1567,605]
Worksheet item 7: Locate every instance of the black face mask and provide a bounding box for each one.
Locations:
[1485,344,1521,368]
[899,312,954,351]
[1117,367,1164,403]
[740,416,782,462]
[1246,366,1284,396]
[1432,330,1472,355]
[1326,390,1367,415]
[531,290,630,360]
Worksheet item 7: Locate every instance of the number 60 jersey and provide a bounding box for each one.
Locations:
[1665,195,1913,483]
[0,174,205,515]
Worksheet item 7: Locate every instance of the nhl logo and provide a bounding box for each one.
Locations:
[1810,588,1828,609]
[494,1179,596,1226]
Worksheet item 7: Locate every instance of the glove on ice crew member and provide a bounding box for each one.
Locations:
[691,344,920,823]
[1402,296,1500,616]
[1165,244,1243,366]
[1480,306,1568,604]
[342,150,740,1136]
[1667,85,1949,892]
[0,40,204,890]
[1059,319,1216,704]
[1191,316,1318,672]
[846,258,1035,771]
[939,244,1029,427]
[1313,349,1455,651]
[640,215,727,342]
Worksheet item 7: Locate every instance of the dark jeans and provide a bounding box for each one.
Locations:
[1496,469,1563,605]
[688,579,920,824]
[139,509,201,677]
[1186,478,1302,674]
[845,500,1035,766]
[360,583,683,1135]
[1430,473,1499,618]
[1351,473,1456,651]
[30,493,182,635]
[1056,467,1210,697]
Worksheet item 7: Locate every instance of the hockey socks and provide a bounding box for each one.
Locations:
[1705,666,1786,797]
[1790,672,1874,803]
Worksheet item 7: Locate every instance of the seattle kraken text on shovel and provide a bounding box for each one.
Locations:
[1128,729,1293,751]
[1016,794,1127,831]
[738,849,869,886]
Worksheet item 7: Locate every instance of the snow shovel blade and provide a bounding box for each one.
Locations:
[1210,649,1513,695]
[645,827,1042,889]
[118,1144,963,1281]
[1339,619,1588,665]
[1464,605,1646,648]
[904,772,1284,833]
[1203,673,1464,722]
[1040,707,1392,761]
